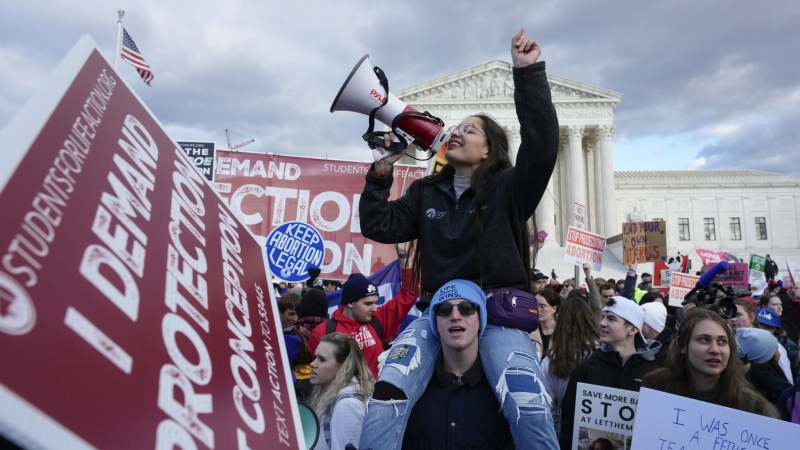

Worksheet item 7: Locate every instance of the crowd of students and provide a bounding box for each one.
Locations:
[273,27,800,449]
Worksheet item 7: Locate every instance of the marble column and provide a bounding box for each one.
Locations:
[566,125,587,229]
[535,173,556,242]
[586,137,597,232]
[596,125,616,237]
[557,131,568,245]
[506,126,521,166]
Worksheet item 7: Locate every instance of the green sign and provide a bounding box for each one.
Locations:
[750,254,766,272]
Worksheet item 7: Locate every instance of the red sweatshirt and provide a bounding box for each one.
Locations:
[309,271,418,378]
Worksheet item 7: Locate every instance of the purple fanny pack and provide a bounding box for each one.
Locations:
[484,287,540,333]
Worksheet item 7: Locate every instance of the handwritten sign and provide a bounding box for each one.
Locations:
[266,221,325,282]
[572,383,638,450]
[563,226,606,271]
[622,221,666,265]
[669,273,700,308]
[574,202,587,230]
[631,388,800,449]
[749,254,766,284]
[708,262,749,287]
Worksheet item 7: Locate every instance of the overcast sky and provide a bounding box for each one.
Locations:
[2,0,798,175]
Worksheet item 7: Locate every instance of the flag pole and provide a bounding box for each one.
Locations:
[115,10,125,69]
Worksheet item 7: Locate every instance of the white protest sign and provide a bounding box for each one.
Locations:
[572,383,638,450]
[563,226,606,271]
[631,388,800,450]
[668,272,700,308]
[574,202,587,230]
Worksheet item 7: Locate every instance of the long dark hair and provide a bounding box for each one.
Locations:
[546,297,599,378]
[407,114,537,292]
[643,309,779,418]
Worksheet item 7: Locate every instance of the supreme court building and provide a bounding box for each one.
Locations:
[395,61,800,270]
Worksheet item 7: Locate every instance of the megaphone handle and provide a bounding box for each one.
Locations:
[362,132,407,153]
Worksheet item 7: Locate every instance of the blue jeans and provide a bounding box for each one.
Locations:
[359,316,558,450]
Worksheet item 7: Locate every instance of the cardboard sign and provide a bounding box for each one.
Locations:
[749,254,766,284]
[669,273,700,307]
[708,262,749,287]
[563,226,606,271]
[213,151,426,280]
[631,388,800,449]
[572,383,639,450]
[574,202,587,230]
[177,141,215,181]
[0,37,303,450]
[622,221,666,265]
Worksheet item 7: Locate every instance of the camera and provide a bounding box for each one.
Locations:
[682,282,736,319]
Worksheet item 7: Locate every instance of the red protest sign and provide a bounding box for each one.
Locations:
[708,262,749,287]
[213,151,426,280]
[563,226,606,271]
[0,37,303,449]
[668,273,700,308]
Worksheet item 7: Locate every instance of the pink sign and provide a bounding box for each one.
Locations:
[695,248,741,267]
[708,262,749,287]
[0,38,302,449]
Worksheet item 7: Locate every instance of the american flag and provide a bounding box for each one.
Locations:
[121,28,154,86]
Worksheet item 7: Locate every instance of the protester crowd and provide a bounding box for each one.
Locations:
[273,28,800,450]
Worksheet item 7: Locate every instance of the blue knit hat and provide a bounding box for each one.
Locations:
[340,273,378,306]
[429,280,488,340]
[736,328,779,364]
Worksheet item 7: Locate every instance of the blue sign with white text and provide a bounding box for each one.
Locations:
[265,221,325,282]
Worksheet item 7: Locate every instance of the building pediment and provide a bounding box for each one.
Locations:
[395,60,622,106]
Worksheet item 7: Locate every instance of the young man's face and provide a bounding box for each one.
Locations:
[435,300,480,352]
[600,311,636,347]
[600,288,615,301]
[347,295,378,323]
[532,278,548,294]
[280,308,298,328]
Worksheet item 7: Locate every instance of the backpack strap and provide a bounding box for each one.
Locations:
[325,319,337,335]
[369,317,384,342]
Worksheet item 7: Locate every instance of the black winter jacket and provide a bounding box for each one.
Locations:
[558,342,661,450]
[359,62,559,294]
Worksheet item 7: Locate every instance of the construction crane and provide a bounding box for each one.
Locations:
[225,128,255,152]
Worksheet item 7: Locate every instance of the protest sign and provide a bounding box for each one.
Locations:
[622,221,666,265]
[574,202,587,230]
[0,37,303,449]
[213,151,426,280]
[572,383,639,450]
[708,262,749,287]
[669,273,700,307]
[787,260,797,288]
[749,254,766,284]
[563,226,606,271]
[631,388,800,449]
[653,261,670,288]
[696,249,741,267]
[177,141,215,181]
[266,221,325,282]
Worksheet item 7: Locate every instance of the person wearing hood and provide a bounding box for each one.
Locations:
[641,302,674,366]
[402,280,515,449]
[309,269,418,379]
[559,296,660,450]
[294,288,330,339]
[737,327,792,407]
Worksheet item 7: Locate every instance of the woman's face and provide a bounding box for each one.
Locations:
[445,117,489,170]
[536,294,556,324]
[727,304,754,331]
[310,342,341,387]
[560,284,573,299]
[766,297,783,316]
[686,319,730,382]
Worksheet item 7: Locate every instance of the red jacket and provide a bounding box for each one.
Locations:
[309,274,418,379]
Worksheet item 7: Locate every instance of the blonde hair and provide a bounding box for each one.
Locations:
[308,333,374,417]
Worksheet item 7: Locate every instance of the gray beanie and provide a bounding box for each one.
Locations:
[736,328,778,364]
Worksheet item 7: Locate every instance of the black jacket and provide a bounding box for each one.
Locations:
[559,342,661,450]
[359,62,559,294]
[765,259,779,279]
[654,326,675,366]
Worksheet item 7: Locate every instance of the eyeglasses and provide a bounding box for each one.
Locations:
[447,123,485,138]
[435,302,478,317]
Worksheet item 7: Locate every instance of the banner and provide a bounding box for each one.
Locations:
[571,383,639,450]
[632,388,800,449]
[749,254,766,284]
[695,249,741,267]
[708,262,749,287]
[0,37,303,450]
[177,141,215,181]
[563,226,606,271]
[622,221,666,265]
[213,151,426,280]
[669,273,700,307]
